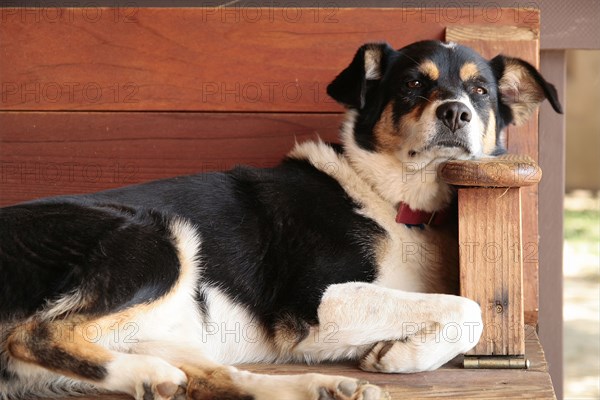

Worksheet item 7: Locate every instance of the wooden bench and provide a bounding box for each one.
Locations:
[0,6,556,398]
[65,328,555,400]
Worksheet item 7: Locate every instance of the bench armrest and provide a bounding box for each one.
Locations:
[439,154,542,188]
[439,154,542,365]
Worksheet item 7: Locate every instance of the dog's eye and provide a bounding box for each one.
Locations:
[474,86,487,95]
[407,80,423,89]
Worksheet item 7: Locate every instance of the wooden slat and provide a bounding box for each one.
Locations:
[0,8,538,112]
[446,27,540,325]
[0,112,340,206]
[57,328,555,400]
[458,188,524,356]
[446,25,538,42]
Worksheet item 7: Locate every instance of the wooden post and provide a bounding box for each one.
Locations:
[459,187,524,356]
[440,155,542,368]
[446,24,543,328]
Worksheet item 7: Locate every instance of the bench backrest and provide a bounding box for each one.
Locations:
[0,6,541,323]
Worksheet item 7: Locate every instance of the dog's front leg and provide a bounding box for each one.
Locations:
[295,282,483,373]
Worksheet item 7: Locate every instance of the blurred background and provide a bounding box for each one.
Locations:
[563,49,600,399]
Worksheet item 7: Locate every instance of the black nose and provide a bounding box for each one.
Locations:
[436,101,472,132]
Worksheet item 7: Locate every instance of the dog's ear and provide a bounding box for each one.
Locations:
[490,55,563,126]
[327,42,396,109]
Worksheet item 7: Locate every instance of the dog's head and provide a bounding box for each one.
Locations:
[327,40,562,166]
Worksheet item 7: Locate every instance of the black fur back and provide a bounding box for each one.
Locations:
[1,150,385,331]
[0,203,180,320]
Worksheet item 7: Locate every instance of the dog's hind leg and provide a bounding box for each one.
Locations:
[5,319,188,399]
[126,341,387,400]
[293,282,483,373]
[1,204,202,398]
[181,364,387,400]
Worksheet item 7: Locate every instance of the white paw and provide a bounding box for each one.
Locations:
[454,296,484,353]
[360,297,484,373]
[131,357,187,400]
[135,380,187,400]
[360,340,416,373]
[103,354,187,400]
[317,377,389,400]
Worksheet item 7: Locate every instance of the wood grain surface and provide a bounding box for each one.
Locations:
[446,26,541,325]
[54,328,554,400]
[1,8,538,112]
[458,188,525,356]
[0,111,340,206]
[440,155,542,188]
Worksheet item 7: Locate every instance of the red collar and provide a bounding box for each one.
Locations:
[395,202,451,227]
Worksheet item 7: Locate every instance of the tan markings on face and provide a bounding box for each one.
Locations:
[482,111,497,154]
[374,103,403,152]
[418,60,440,81]
[397,104,438,151]
[498,59,545,126]
[460,62,480,81]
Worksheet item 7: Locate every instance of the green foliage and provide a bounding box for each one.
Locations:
[565,209,599,241]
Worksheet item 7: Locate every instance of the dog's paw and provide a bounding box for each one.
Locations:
[181,366,389,400]
[361,337,450,373]
[137,381,187,400]
[317,378,390,400]
[133,364,187,400]
[360,340,408,373]
[102,354,187,400]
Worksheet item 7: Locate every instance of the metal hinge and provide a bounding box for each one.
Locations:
[463,356,530,369]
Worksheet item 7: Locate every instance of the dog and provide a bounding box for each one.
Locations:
[0,40,562,400]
